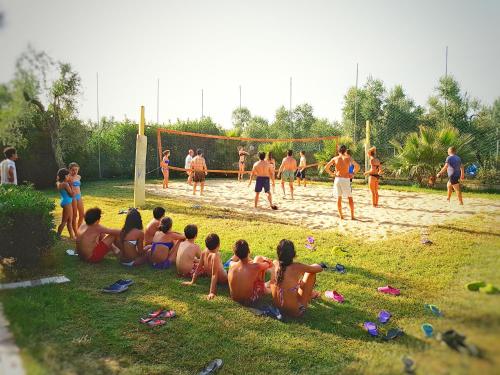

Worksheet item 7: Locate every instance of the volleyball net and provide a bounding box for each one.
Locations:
[157,128,339,176]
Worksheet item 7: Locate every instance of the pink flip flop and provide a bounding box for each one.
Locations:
[377,285,400,296]
[325,290,345,303]
[147,318,166,327]
[158,310,176,319]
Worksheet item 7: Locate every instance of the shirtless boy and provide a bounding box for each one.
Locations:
[176,224,202,278]
[277,150,298,199]
[76,207,121,263]
[237,146,249,182]
[191,149,208,196]
[145,207,165,245]
[248,152,278,210]
[183,233,227,300]
[228,239,274,306]
[324,145,359,219]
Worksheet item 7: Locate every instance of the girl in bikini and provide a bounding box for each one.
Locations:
[266,152,276,193]
[56,168,75,240]
[69,162,84,231]
[364,146,382,207]
[237,146,249,182]
[116,208,146,267]
[271,239,323,317]
[148,217,186,269]
[161,150,170,189]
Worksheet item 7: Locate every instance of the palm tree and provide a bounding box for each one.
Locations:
[390,126,474,186]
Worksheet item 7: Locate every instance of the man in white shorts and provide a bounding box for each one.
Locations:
[185,149,194,185]
[324,145,359,220]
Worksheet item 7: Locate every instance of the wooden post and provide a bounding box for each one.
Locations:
[134,106,147,207]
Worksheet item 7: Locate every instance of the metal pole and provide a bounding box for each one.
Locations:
[97,72,101,178]
[289,77,292,113]
[201,89,204,119]
[239,85,242,110]
[444,46,448,123]
[354,63,358,143]
[156,78,160,124]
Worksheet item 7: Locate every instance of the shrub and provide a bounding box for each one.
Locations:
[0,185,55,269]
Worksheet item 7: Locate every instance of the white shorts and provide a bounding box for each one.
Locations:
[333,177,352,198]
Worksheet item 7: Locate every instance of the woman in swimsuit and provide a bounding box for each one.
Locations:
[161,150,170,189]
[116,208,146,267]
[148,216,186,269]
[56,168,75,240]
[271,239,323,317]
[69,162,84,231]
[237,146,249,182]
[266,152,276,193]
[364,146,382,207]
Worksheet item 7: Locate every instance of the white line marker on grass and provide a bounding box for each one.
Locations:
[0,276,70,290]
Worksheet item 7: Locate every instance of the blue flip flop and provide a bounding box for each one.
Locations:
[116,279,133,287]
[378,310,391,324]
[102,283,128,293]
[424,304,443,317]
[364,321,378,336]
[421,323,434,337]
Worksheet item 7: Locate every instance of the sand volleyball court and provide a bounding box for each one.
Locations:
[145,179,499,239]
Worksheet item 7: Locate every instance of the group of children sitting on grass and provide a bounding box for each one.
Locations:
[75,206,323,317]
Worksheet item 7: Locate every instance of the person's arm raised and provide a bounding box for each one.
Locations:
[437,163,448,178]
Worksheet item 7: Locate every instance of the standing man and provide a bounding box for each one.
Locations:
[191,149,208,196]
[437,146,464,205]
[0,147,18,185]
[248,152,278,210]
[277,150,298,199]
[237,146,249,182]
[185,149,194,185]
[324,145,359,220]
[296,150,307,187]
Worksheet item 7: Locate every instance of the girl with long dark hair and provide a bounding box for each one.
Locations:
[116,208,146,266]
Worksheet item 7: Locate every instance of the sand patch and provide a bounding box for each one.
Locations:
[145,179,499,239]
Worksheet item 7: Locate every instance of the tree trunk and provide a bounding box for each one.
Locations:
[48,114,65,168]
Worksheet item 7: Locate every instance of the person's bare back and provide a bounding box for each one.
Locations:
[281,156,297,171]
[253,159,272,177]
[176,240,201,276]
[145,218,160,245]
[333,154,351,178]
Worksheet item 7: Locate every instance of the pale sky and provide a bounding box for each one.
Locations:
[1,0,499,128]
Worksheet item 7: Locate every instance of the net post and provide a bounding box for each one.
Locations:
[364,120,371,178]
[134,106,147,208]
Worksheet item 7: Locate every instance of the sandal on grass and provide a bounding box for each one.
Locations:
[364,321,378,337]
[147,318,166,327]
[198,358,223,375]
[148,308,165,318]
[325,290,344,303]
[479,283,499,295]
[424,304,443,317]
[378,310,391,324]
[158,310,176,319]
[466,281,486,291]
[382,328,404,341]
[421,323,434,337]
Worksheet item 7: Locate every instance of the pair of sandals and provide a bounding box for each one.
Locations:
[140,308,176,327]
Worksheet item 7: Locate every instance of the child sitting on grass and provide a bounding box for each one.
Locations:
[145,207,165,245]
[228,240,274,306]
[176,224,202,278]
[76,207,121,263]
[148,217,185,269]
[271,239,323,317]
[183,233,227,300]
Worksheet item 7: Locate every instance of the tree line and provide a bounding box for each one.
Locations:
[0,47,498,187]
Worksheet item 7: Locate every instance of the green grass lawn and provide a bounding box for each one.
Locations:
[1,180,499,374]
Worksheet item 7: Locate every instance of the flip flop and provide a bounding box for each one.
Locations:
[378,310,391,324]
[65,249,78,256]
[325,290,344,303]
[424,304,443,317]
[319,262,328,269]
[479,283,499,295]
[307,236,315,244]
[139,316,155,324]
[262,305,283,321]
[377,285,400,296]
[421,238,433,245]
[383,328,404,340]
[305,243,317,251]
[335,263,346,273]
[363,321,378,337]
[198,359,223,375]
[402,356,416,374]
[148,308,165,318]
[271,205,278,210]
[466,281,486,291]
[421,323,434,337]
[147,318,166,327]
[437,329,480,357]
[116,279,133,287]
[158,310,176,319]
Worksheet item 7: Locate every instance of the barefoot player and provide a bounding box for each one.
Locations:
[437,146,464,205]
[248,152,277,210]
[324,145,359,220]
[191,149,208,196]
[237,146,249,182]
[277,150,297,199]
